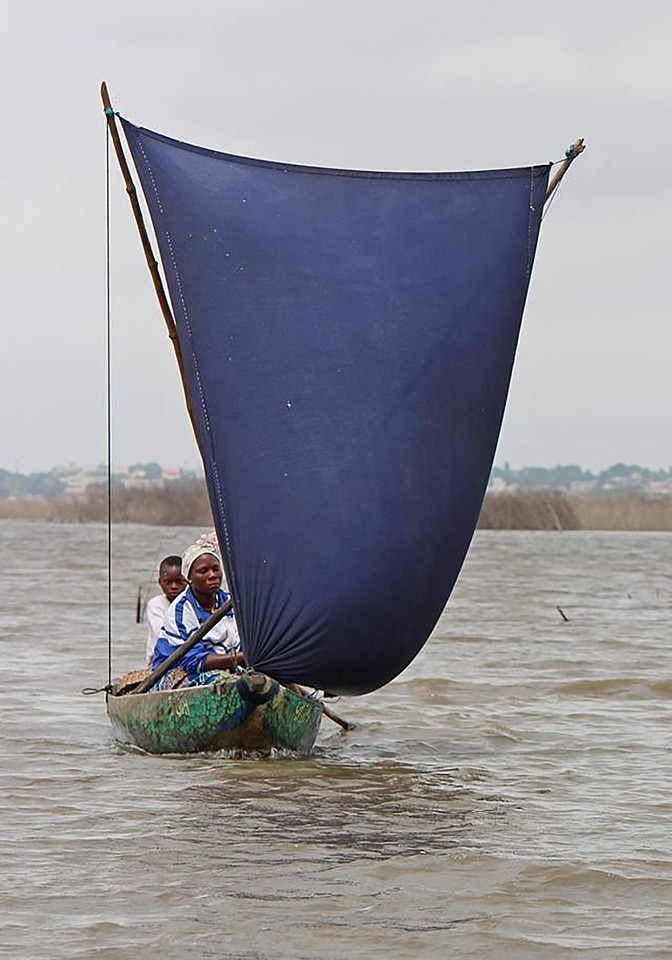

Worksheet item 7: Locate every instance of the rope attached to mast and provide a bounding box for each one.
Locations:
[105,121,113,686]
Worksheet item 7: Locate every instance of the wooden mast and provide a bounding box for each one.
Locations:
[100,81,196,431]
[545,138,585,204]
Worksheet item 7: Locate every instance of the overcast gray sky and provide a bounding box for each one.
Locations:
[1,0,669,474]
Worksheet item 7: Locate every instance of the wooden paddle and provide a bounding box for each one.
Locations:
[133,599,233,694]
[320,701,356,732]
[289,684,355,731]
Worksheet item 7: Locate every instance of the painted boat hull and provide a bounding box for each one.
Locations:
[106,670,323,754]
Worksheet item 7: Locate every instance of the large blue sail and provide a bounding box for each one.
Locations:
[121,118,549,694]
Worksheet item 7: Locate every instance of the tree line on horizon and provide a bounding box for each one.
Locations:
[491,462,671,489]
[2,460,670,500]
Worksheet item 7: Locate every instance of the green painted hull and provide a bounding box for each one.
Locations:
[106,671,323,754]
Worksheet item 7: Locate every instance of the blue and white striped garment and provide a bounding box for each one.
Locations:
[151,586,240,680]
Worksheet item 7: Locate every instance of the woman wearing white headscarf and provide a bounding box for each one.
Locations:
[151,532,243,686]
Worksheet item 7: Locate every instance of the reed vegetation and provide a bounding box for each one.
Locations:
[0,482,213,526]
[478,491,672,531]
[478,491,578,530]
[1,484,670,531]
[569,494,672,531]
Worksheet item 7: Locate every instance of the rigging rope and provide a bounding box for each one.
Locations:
[105,123,113,686]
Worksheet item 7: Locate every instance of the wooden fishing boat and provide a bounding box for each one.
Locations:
[107,669,323,754]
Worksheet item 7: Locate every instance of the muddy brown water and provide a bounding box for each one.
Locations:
[1,520,670,958]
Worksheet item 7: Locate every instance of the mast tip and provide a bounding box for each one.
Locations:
[100,81,114,113]
[566,138,586,159]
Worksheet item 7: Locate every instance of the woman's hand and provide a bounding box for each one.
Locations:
[203,651,245,671]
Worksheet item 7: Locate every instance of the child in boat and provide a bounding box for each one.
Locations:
[151,533,244,688]
[145,555,187,665]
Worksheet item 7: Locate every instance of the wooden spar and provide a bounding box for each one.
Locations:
[288,683,355,731]
[545,138,585,204]
[100,81,196,432]
[132,599,234,694]
[320,701,356,731]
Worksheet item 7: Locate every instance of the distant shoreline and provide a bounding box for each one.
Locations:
[1,483,670,531]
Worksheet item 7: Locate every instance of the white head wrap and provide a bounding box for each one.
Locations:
[181,530,223,581]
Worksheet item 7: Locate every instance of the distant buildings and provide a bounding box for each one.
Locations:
[488,463,672,498]
[1,463,203,502]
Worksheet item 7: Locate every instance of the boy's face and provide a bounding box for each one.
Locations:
[159,565,187,601]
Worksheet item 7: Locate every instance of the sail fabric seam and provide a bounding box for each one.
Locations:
[129,128,239,619]
[129,122,546,183]
[162,229,237,612]
[209,463,235,614]
[135,137,165,216]
[526,166,536,279]
[161,230,212,430]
